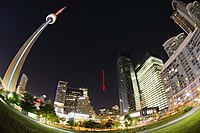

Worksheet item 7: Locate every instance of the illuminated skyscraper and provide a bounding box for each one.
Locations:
[186,1,200,26]
[64,87,83,114]
[54,81,67,114]
[55,81,68,103]
[2,7,66,92]
[161,1,200,111]
[161,28,200,111]
[76,88,95,116]
[117,52,140,115]
[16,73,28,94]
[171,0,195,34]
[136,52,168,111]
[163,33,186,57]
[171,0,200,34]
[54,83,95,116]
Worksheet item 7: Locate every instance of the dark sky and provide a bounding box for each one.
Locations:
[0,0,193,112]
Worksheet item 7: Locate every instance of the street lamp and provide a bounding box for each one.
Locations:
[186,92,190,97]
[7,92,13,99]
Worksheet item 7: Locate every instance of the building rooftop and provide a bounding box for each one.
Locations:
[135,51,162,72]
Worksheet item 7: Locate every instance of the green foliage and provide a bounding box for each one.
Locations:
[0,88,5,96]
[95,122,106,129]
[38,104,58,123]
[113,121,121,128]
[124,114,138,127]
[59,117,66,123]
[0,98,62,133]
[80,119,117,129]
[154,107,200,133]
[184,106,193,113]
[20,92,36,113]
[106,119,114,128]
[84,120,98,129]
[7,92,21,106]
[67,118,75,126]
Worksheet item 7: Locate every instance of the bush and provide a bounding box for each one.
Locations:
[184,106,193,113]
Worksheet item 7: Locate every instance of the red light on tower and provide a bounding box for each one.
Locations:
[102,70,106,91]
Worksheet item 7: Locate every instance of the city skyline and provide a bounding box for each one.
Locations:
[0,0,194,112]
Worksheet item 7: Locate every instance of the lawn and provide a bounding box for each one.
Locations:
[0,99,66,133]
[101,108,199,133]
[1,96,200,133]
[153,108,200,133]
[105,111,184,133]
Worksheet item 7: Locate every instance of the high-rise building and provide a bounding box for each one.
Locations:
[117,52,140,115]
[16,73,28,94]
[186,1,200,27]
[55,81,67,103]
[64,87,83,114]
[171,0,200,34]
[161,0,200,111]
[171,11,195,34]
[79,88,88,97]
[135,52,168,111]
[163,33,186,57]
[54,81,67,114]
[78,88,96,117]
[171,0,196,34]
[77,96,93,115]
[54,83,95,117]
[161,28,200,111]
[2,7,66,92]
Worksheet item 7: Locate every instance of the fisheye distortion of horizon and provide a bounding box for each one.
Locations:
[0,0,195,111]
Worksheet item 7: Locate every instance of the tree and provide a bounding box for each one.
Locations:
[20,92,36,114]
[0,88,5,96]
[113,121,121,128]
[106,119,114,129]
[84,120,98,130]
[7,92,21,106]
[67,118,75,126]
[59,117,66,124]
[48,112,59,123]
[38,104,58,123]
[132,117,137,127]
[124,114,138,127]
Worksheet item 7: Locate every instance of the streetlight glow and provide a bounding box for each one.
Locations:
[7,93,13,99]
[186,93,190,97]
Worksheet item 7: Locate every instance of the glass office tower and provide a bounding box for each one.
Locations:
[117,52,140,115]
[136,53,168,111]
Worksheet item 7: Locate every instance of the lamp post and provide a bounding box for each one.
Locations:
[73,96,79,130]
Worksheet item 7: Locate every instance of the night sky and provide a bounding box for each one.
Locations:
[0,0,193,112]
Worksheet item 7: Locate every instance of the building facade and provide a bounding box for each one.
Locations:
[55,81,68,103]
[161,28,200,111]
[54,82,95,118]
[161,0,200,111]
[117,52,140,115]
[171,0,196,34]
[54,81,67,114]
[163,33,186,57]
[136,53,168,111]
[64,87,83,114]
[186,1,200,27]
[16,73,28,94]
